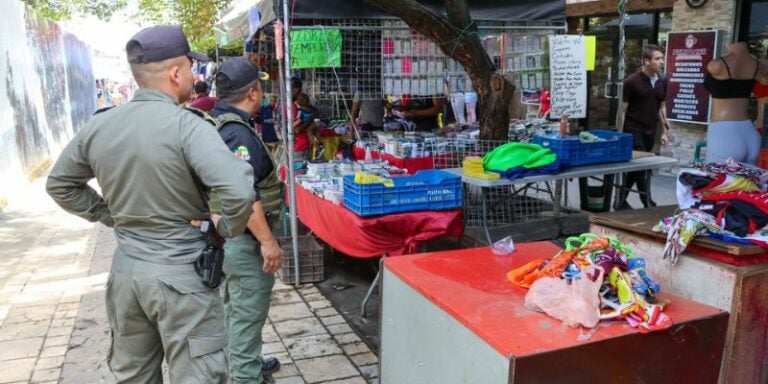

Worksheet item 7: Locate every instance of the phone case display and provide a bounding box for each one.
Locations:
[381,21,552,98]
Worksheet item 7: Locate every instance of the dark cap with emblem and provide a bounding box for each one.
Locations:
[126,25,209,64]
[215,56,270,92]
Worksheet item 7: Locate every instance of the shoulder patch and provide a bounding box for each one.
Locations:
[234,145,251,161]
[184,106,217,126]
[92,106,116,116]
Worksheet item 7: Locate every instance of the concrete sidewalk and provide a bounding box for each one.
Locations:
[0,177,378,384]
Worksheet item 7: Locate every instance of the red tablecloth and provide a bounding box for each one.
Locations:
[294,184,463,257]
[352,146,434,174]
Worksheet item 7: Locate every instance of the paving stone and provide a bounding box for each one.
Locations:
[53,310,78,319]
[294,355,358,383]
[272,289,303,305]
[312,307,339,317]
[35,356,64,370]
[262,341,287,355]
[0,357,35,382]
[47,326,72,337]
[50,318,76,328]
[271,363,299,378]
[297,285,320,295]
[284,334,343,360]
[55,303,79,312]
[59,296,81,304]
[367,379,379,384]
[350,353,378,367]
[359,365,379,380]
[333,333,361,345]
[340,341,371,356]
[269,303,314,322]
[44,335,70,348]
[3,305,55,323]
[263,323,281,343]
[322,378,367,384]
[307,300,331,310]
[274,376,305,384]
[0,320,50,341]
[0,337,44,360]
[30,368,60,383]
[301,293,325,302]
[272,279,294,292]
[274,317,326,339]
[319,315,345,327]
[40,345,68,358]
[327,324,353,336]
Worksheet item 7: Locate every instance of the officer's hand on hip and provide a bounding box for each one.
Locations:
[261,238,283,273]
[190,214,221,228]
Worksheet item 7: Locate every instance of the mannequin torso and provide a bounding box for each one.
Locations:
[707,42,768,122]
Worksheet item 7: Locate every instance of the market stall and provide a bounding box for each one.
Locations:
[380,242,728,383]
[590,205,768,384]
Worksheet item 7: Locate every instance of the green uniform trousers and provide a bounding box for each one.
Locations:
[223,234,276,384]
[106,248,228,384]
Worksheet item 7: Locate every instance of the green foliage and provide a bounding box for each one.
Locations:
[25,0,232,52]
[23,0,128,21]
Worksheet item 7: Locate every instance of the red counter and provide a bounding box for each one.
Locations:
[380,242,728,383]
[294,184,463,257]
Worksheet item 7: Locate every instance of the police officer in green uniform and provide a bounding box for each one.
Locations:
[210,57,284,383]
[46,25,254,384]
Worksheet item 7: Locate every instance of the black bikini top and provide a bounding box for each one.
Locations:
[704,57,759,99]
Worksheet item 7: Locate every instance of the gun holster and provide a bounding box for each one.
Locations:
[195,244,225,289]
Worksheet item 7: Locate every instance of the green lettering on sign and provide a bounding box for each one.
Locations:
[289,29,342,69]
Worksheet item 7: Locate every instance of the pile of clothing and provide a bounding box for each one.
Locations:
[654,161,768,264]
[508,234,671,332]
[482,142,561,180]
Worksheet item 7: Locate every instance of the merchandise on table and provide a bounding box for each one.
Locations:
[532,129,633,167]
[296,159,405,204]
[654,160,768,261]
[507,233,670,332]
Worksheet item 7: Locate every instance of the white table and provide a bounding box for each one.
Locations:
[443,156,678,244]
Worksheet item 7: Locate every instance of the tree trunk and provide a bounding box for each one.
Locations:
[364,0,514,141]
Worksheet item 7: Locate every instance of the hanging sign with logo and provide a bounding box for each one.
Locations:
[664,30,719,124]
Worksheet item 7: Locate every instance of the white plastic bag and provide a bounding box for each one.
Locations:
[524,266,604,328]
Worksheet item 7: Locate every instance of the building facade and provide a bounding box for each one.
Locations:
[567,0,767,167]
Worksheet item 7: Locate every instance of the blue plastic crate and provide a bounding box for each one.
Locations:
[343,170,463,217]
[532,129,633,167]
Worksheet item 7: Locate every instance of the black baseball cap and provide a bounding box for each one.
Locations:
[215,57,269,92]
[126,25,209,64]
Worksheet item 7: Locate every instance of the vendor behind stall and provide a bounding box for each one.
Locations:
[401,95,447,132]
[351,90,385,131]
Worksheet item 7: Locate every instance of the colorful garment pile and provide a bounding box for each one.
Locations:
[507,234,671,332]
[655,161,768,263]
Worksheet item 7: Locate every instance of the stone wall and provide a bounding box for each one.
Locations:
[664,0,738,166]
[0,1,95,209]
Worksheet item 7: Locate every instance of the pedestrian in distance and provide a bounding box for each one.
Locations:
[615,44,670,209]
[46,25,256,384]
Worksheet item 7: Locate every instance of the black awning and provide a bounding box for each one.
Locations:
[288,0,565,22]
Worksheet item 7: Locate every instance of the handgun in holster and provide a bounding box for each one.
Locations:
[195,219,226,289]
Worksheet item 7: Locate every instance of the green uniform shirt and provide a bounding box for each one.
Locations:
[46,88,255,264]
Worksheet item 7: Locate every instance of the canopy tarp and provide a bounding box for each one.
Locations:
[218,0,565,40]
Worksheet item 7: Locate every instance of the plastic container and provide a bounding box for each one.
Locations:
[343,169,462,217]
[532,129,633,167]
[277,235,324,284]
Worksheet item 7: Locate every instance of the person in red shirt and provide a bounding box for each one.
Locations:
[188,81,218,112]
[290,77,314,161]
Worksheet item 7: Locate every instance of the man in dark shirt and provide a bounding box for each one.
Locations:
[615,44,670,209]
[210,57,284,383]
[189,81,218,112]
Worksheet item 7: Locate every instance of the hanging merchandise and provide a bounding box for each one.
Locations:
[508,233,670,332]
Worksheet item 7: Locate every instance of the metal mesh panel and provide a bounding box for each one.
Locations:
[285,19,563,120]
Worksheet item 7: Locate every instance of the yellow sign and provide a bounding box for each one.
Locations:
[585,35,596,71]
